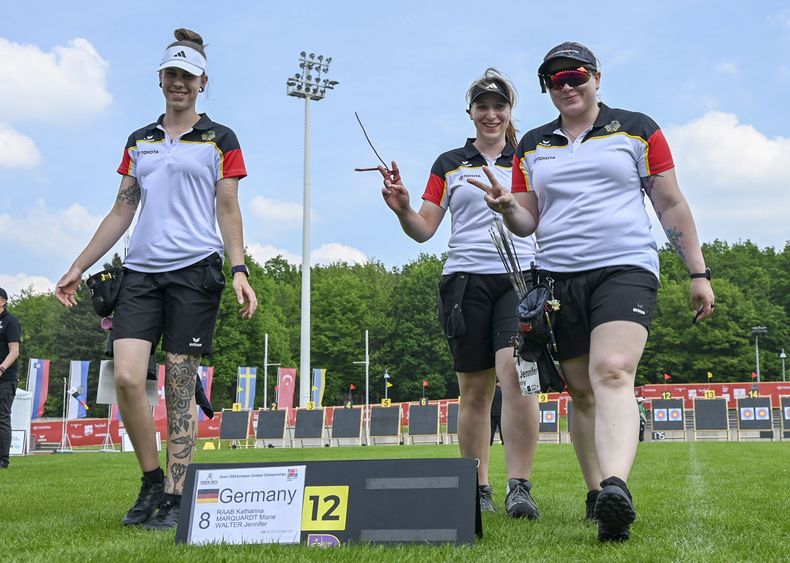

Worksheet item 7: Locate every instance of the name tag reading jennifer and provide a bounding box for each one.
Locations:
[187,465,306,544]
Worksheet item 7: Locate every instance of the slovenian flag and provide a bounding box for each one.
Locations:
[312,368,326,406]
[68,360,91,419]
[27,359,51,419]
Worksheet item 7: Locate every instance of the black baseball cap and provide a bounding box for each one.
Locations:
[469,78,512,108]
[538,42,598,76]
[0,287,7,300]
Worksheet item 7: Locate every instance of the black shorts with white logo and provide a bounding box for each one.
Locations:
[547,265,660,361]
[438,272,527,373]
[112,252,225,355]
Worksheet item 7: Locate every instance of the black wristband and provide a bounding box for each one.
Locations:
[231,264,249,277]
[690,268,711,280]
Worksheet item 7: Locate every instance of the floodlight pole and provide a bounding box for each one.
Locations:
[780,348,787,383]
[286,52,338,407]
[751,326,768,383]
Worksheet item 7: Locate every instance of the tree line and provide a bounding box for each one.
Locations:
[9,240,789,418]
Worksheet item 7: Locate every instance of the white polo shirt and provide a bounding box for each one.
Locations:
[423,138,536,275]
[117,114,247,273]
[512,104,674,279]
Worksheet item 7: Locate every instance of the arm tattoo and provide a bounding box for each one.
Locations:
[665,227,686,262]
[641,174,663,199]
[117,181,141,206]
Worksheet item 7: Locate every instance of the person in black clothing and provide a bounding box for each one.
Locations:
[0,287,22,469]
[490,380,504,445]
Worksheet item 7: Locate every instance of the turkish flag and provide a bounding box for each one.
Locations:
[277,368,297,409]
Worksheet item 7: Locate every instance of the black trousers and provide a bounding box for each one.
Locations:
[0,383,16,466]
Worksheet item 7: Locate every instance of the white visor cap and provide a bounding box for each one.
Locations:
[158,45,206,76]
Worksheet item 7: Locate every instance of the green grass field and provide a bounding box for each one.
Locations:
[1,441,788,562]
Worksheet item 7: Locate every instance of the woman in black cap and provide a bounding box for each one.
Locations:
[471,42,715,541]
[378,68,541,519]
[55,28,257,530]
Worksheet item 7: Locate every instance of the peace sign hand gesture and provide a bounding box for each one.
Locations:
[467,166,517,215]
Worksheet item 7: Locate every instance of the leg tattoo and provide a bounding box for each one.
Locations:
[164,352,200,494]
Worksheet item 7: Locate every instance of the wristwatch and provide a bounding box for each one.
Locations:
[690,268,711,280]
[231,264,250,277]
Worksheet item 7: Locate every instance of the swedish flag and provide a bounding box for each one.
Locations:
[236,367,257,410]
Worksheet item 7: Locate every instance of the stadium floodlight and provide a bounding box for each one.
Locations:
[286,51,338,407]
[780,349,787,383]
[751,326,768,383]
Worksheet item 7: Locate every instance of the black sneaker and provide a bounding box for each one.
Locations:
[504,478,540,519]
[143,494,181,530]
[586,489,600,522]
[121,478,164,526]
[478,484,496,513]
[594,477,636,542]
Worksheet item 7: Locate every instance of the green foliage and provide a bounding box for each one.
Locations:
[9,240,790,415]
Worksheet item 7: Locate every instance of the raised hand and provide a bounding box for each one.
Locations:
[467,165,517,214]
[379,161,410,214]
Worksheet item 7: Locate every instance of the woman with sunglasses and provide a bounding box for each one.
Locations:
[378,69,541,519]
[55,28,257,530]
[471,43,714,541]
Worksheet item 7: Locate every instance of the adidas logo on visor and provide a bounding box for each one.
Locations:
[174,51,187,58]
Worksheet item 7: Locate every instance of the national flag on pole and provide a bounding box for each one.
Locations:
[197,366,214,422]
[312,368,326,406]
[751,371,758,380]
[236,367,257,410]
[422,380,429,388]
[153,364,167,422]
[386,381,393,388]
[662,372,671,381]
[67,360,90,419]
[277,368,296,409]
[707,371,713,380]
[349,383,357,390]
[27,359,51,419]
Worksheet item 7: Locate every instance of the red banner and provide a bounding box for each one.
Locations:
[277,368,297,409]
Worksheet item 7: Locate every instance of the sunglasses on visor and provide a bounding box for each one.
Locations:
[541,66,594,91]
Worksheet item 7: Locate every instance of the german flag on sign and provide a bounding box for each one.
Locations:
[197,488,219,504]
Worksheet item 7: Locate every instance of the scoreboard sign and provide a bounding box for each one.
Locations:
[176,458,480,546]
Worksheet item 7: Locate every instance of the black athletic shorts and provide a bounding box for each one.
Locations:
[112,252,225,355]
[547,265,660,361]
[438,272,528,373]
